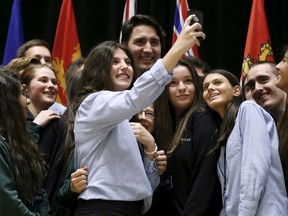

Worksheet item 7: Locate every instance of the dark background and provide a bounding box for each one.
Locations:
[1,0,288,78]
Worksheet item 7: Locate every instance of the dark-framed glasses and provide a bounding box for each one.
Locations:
[138,110,155,120]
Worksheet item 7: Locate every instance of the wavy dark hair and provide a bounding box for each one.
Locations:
[154,57,206,153]
[65,58,85,106]
[59,70,83,170]
[204,69,243,151]
[185,55,211,75]
[0,72,46,205]
[65,41,138,165]
[16,39,51,58]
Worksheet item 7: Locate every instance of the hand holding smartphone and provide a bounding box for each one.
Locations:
[188,9,204,42]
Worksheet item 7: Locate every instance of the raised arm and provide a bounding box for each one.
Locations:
[163,15,205,73]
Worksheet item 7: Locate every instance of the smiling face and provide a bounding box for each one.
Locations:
[168,65,195,116]
[245,63,286,118]
[137,104,155,133]
[26,66,58,113]
[127,25,161,74]
[276,51,288,94]
[203,73,240,118]
[110,48,134,91]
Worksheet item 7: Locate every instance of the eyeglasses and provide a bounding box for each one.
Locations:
[137,110,155,120]
[21,88,28,99]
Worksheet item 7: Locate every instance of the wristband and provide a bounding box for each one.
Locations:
[144,143,158,155]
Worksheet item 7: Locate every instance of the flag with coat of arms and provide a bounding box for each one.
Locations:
[241,0,274,80]
[52,0,82,106]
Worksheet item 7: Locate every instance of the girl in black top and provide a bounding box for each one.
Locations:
[148,58,222,215]
[0,72,49,215]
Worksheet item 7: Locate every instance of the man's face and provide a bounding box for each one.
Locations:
[127,25,161,74]
[245,63,286,116]
[110,48,133,91]
[25,46,52,67]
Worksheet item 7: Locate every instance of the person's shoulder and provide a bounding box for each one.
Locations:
[239,100,273,120]
[239,100,261,111]
[240,100,265,112]
[191,107,221,125]
[194,107,220,119]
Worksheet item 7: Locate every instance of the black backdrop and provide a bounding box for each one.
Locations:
[1,0,288,78]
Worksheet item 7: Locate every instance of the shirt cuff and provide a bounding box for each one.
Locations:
[143,157,158,174]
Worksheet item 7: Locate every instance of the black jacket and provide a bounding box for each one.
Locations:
[146,110,222,216]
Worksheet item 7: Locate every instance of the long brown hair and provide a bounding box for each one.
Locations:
[204,69,243,151]
[154,57,206,154]
[65,41,138,167]
[0,72,47,205]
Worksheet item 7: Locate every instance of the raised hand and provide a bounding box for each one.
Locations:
[33,110,60,127]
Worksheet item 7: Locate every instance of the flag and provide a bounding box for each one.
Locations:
[172,0,199,57]
[119,0,136,42]
[52,0,82,106]
[2,0,25,65]
[241,0,274,80]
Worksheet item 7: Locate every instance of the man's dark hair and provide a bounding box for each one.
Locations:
[121,14,166,50]
[16,39,51,58]
[186,56,211,75]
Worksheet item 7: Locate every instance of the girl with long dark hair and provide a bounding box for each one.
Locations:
[0,72,49,215]
[202,69,288,215]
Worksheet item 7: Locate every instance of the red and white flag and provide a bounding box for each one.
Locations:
[52,0,82,106]
[119,0,136,41]
[172,0,199,57]
[241,0,274,80]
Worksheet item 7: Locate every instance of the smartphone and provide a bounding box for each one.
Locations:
[188,9,204,27]
[188,9,204,42]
